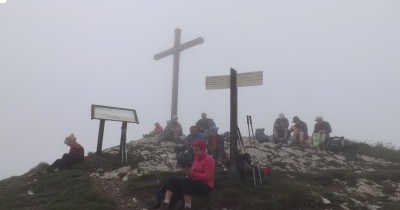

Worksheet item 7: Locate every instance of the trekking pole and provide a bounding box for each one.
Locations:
[257,159,263,185]
[236,127,246,153]
[250,155,257,186]
[249,115,256,146]
[246,115,252,146]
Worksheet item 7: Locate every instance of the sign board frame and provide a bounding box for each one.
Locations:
[91,104,139,124]
[91,104,139,163]
[206,71,263,90]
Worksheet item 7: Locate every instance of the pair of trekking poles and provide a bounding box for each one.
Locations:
[236,115,263,186]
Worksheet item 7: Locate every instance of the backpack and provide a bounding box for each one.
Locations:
[312,133,321,147]
[326,136,344,153]
[255,128,269,143]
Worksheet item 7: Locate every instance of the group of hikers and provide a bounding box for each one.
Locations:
[272,113,332,149]
[145,112,224,161]
[47,112,332,210]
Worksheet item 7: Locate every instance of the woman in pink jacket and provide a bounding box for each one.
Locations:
[160,140,215,210]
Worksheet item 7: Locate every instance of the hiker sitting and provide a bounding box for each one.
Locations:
[311,116,332,149]
[273,113,289,142]
[47,134,84,172]
[174,126,206,164]
[185,125,206,148]
[161,116,183,141]
[196,112,216,136]
[289,116,309,146]
[158,140,215,210]
[144,122,164,138]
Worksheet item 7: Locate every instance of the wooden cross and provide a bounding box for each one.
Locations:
[154,28,204,118]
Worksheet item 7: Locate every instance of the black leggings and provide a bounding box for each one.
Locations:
[164,177,212,196]
[50,153,83,170]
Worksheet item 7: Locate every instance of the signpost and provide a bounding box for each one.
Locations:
[91,104,139,163]
[206,69,263,177]
[154,28,204,119]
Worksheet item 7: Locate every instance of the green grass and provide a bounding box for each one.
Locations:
[356,141,400,163]
[2,139,400,210]
[0,168,115,210]
[125,170,342,210]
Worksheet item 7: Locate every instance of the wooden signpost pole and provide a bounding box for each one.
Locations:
[206,70,263,177]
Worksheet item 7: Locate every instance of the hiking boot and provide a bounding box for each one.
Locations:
[173,200,184,210]
[159,202,171,210]
[148,200,162,209]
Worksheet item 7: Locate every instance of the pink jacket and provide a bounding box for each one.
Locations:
[190,153,215,189]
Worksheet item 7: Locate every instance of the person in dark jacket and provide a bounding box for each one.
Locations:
[47,134,84,172]
[196,112,216,136]
[290,116,309,146]
[273,113,289,141]
[313,116,332,148]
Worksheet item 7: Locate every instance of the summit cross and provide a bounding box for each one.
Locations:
[154,28,204,118]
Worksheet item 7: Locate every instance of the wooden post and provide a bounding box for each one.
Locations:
[154,28,204,118]
[96,119,105,155]
[120,122,128,163]
[229,68,238,177]
[171,28,181,118]
[205,70,263,178]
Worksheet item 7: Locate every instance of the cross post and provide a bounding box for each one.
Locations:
[154,28,204,118]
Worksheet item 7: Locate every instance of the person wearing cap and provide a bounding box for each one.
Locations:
[289,116,309,146]
[158,140,215,210]
[162,116,183,141]
[313,116,332,148]
[47,134,85,172]
[273,113,289,142]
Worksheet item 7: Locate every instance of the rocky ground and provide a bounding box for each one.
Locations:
[87,136,400,210]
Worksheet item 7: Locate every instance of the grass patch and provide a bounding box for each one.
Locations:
[126,170,341,210]
[356,142,400,163]
[0,169,115,210]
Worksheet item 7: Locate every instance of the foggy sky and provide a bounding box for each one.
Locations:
[1,0,399,180]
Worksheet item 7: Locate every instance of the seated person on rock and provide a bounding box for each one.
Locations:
[47,134,84,172]
[144,122,164,138]
[157,140,215,210]
[289,116,309,146]
[312,116,332,149]
[273,113,289,142]
[185,125,206,147]
[195,112,216,136]
[162,116,183,141]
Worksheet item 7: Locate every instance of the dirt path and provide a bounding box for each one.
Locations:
[91,177,148,210]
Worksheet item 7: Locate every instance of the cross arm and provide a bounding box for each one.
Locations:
[153,37,204,60]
